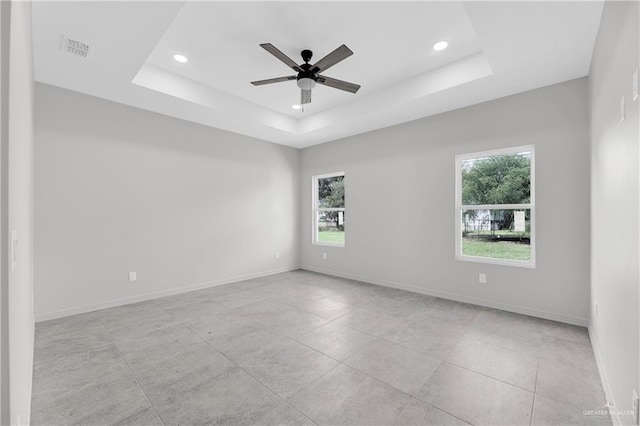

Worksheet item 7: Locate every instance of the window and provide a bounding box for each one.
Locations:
[313,172,345,246]
[455,146,535,267]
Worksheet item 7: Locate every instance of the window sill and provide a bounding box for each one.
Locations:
[313,242,345,248]
[456,254,535,269]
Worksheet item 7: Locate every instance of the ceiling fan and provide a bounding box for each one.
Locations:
[251,43,361,107]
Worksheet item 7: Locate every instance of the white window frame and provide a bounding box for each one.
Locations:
[312,171,345,247]
[455,145,535,268]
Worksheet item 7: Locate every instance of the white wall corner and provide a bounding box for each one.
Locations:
[588,324,620,426]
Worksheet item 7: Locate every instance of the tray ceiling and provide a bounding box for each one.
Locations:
[33,1,604,148]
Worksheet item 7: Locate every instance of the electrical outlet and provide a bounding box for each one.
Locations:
[479,273,487,284]
[595,302,598,317]
[275,252,280,259]
[128,271,137,282]
[633,389,639,425]
[322,252,327,260]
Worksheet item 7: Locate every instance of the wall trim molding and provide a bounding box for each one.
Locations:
[588,324,620,426]
[35,265,300,322]
[302,266,588,326]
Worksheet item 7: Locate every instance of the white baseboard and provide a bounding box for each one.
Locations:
[37,264,589,328]
[35,265,300,322]
[302,266,588,327]
[588,324,620,426]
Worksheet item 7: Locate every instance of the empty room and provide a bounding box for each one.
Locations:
[1,0,639,425]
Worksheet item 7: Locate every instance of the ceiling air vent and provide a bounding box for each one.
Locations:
[61,35,91,58]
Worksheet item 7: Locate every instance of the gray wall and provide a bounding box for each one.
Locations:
[1,3,9,421]
[3,1,35,423]
[300,78,590,325]
[589,1,639,424]
[34,84,300,320]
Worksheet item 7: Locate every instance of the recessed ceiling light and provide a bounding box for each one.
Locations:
[173,54,188,63]
[433,41,449,51]
[291,104,301,110]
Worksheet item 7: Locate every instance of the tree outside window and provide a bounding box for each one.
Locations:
[456,146,535,267]
[313,172,345,246]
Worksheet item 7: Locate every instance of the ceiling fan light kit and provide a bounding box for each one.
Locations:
[251,43,361,109]
[297,78,316,90]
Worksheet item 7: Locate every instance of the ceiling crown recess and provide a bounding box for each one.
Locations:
[32,1,605,148]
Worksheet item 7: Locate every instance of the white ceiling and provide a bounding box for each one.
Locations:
[32,1,604,149]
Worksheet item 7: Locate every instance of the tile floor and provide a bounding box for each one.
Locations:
[32,270,611,425]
